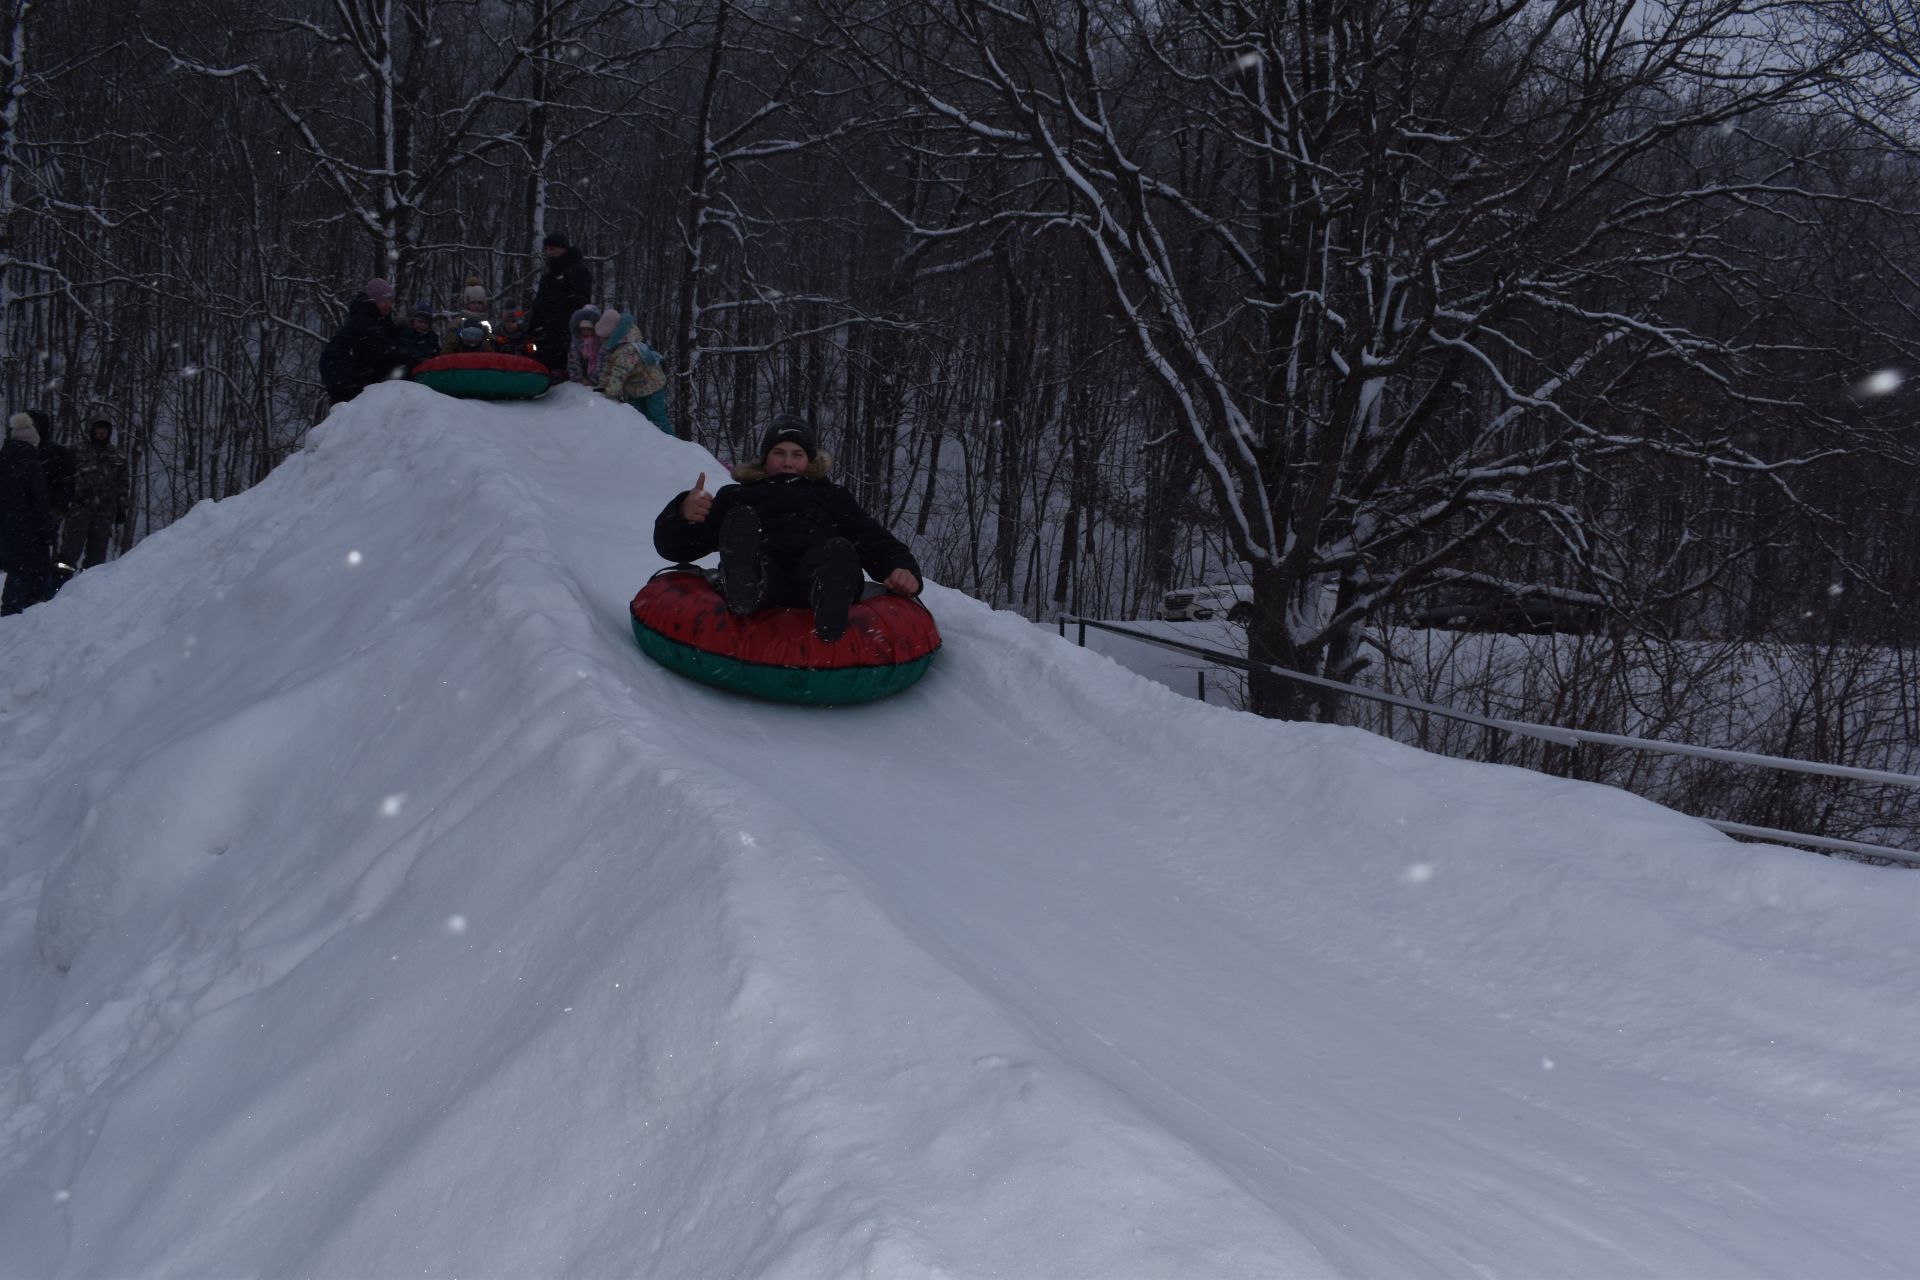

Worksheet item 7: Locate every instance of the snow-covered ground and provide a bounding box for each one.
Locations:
[4,383,1919,1278]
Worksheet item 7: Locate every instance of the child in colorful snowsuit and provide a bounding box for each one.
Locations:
[594,310,672,435]
[568,306,603,386]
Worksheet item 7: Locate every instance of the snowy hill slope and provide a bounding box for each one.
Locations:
[3,383,1918,1278]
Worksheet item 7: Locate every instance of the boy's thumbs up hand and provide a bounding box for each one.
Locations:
[682,472,713,523]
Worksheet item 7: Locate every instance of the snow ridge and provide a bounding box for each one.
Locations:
[2,383,1918,1277]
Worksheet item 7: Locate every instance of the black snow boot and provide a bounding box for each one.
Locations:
[718,507,767,616]
[808,538,863,642]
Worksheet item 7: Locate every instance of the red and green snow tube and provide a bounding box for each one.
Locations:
[630,568,940,705]
[410,352,553,400]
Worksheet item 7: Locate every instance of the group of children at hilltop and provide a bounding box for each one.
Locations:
[319,233,673,433]
[313,235,923,644]
[4,237,925,639]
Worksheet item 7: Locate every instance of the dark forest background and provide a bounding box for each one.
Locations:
[4,0,1918,772]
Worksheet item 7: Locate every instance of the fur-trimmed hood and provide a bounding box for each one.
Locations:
[731,451,834,484]
[569,304,601,331]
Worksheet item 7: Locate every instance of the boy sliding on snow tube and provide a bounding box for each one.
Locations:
[653,415,922,643]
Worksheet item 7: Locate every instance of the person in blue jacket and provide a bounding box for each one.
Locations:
[653,415,922,642]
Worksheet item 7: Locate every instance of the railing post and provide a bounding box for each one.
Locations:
[1482,725,1506,764]
[1198,670,1206,702]
[1077,620,1086,648]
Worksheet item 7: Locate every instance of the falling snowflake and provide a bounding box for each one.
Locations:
[1827,582,1845,598]
[346,550,363,566]
[1404,862,1435,884]
[446,915,468,934]
[381,794,405,817]
[1235,51,1262,69]
[1853,368,1905,398]
[1541,1057,1556,1071]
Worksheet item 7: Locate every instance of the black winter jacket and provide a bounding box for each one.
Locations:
[653,458,921,588]
[319,296,411,396]
[397,325,442,365]
[41,438,75,517]
[530,248,593,358]
[0,439,55,575]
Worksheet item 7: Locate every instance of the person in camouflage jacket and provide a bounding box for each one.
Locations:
[58,419,129,576]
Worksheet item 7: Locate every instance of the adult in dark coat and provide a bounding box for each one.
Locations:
[319,277,411,404]
[0,413,57,616]
[32,410,77,591]
[34,411,75,520]
[653,414,922,641]
[529,233,593,375]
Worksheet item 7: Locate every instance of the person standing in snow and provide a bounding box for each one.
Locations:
[567,305,603,386]
[530,233,593,377]
[653,415,922,642]
[594,309,674,435]
[398,303,442,364]
[33,410,76,590]
[58,419,130,579]
[319,277,411,404]
[0,412,58,616]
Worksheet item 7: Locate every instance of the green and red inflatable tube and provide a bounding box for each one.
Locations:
[411,352,553,400]
[630,569,940,705]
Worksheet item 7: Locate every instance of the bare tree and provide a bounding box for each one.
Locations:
[814,0,1902,716]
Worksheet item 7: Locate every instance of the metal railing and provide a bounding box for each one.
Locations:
[1058,615,1920,866]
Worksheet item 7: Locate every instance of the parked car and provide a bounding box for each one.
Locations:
[1158,582,1254,625]
[1407,589,1601,635]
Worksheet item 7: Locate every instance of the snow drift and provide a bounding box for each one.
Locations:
[3,382,1918,1278]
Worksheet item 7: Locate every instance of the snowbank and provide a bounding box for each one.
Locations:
[2,383,1917,1277]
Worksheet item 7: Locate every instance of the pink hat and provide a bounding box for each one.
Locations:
[364,277,395,303]
[594,309,621,340]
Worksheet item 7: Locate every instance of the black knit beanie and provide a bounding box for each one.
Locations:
[758,414,816,462]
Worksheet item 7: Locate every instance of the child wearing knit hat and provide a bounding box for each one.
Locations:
[594,310,673,434]
[651,413,923,642]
